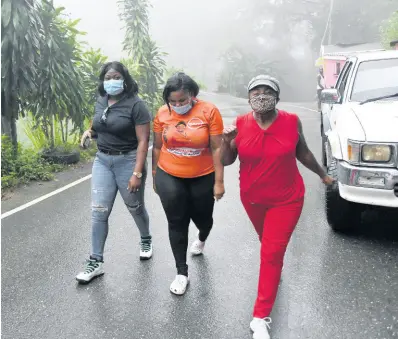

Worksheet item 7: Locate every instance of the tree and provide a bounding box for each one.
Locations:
[118,0,166,113]
[381,11,398,49]
[27,1,86,149]
[330,0,396,45]
[80,48,108,122]
[1,0,44,149]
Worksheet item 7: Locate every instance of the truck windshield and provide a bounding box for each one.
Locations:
[350,58,398,102]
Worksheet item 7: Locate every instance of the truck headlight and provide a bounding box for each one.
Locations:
[362,145,392,162]
[347,140,361,164]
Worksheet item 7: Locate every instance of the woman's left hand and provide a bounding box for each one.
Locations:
[214,182,225,201]
[128,175,142,193]
[322,175,335,186]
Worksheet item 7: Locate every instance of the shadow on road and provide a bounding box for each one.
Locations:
[345,210,398,243]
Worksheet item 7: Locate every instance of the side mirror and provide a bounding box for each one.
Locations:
[321,88,340,104]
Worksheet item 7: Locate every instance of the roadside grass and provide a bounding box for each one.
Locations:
[1,117,96,195]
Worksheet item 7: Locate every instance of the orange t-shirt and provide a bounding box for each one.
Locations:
[153,99,224,178]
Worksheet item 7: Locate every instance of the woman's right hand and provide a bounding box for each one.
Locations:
[80,130,92,148]
[222,125,238,143]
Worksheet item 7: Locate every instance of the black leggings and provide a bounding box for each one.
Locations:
[155,167,215,276]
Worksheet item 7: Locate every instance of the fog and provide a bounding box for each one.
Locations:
[54,0,395,100]
[54,0,243,88]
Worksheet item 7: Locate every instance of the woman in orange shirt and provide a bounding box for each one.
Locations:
[152,72,225,295]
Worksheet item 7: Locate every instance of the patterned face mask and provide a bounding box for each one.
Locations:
[249,94,277,114]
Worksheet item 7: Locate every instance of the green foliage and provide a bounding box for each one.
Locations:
[1,133,97,189]
[21,115,48,150]
[27,1,86,148]
[381,11,398,49]
[2,0,108,151]
[118,0,167,114]
[21,112,80,152]
[1,0,165,190]
[1,0,43,121]
[1,135,63,189]
[1,0,45,149]
[80,48,108,120]
[330,0,396,45]
[80,141,98,161]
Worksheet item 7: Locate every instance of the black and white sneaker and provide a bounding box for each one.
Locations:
[76,259,104,284]
[140,236,153,260]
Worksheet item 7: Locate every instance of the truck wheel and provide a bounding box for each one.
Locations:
[325,158,363,232]
[321,132,327,167]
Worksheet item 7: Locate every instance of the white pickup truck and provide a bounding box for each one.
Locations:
[320,50,398,231]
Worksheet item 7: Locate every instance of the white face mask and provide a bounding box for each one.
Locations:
[171,102,193,115]
[103,79,124,96]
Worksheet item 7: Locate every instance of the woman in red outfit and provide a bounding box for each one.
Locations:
[221,75,333,339]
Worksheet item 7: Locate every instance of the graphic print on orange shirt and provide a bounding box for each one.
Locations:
[153,99,224,178]
[162,117,209,157]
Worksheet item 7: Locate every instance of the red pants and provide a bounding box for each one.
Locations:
[241,195,304,318]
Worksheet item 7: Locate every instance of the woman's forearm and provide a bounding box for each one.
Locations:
[211,147,224,183]
[220,139,237,166]
[299,151,326,178]
[134,140,149,173]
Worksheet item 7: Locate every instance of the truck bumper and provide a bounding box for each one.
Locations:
[337,161,398,208]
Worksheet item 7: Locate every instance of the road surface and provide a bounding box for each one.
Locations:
[2,93,397,339]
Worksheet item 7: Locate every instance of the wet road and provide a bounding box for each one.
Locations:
[2,93,398,339]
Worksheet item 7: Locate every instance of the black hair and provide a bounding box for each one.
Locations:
[98,61,139,97]
[176,121,187,127]
[162,72,200,110]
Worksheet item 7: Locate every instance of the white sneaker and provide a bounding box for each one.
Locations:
[190,236,205,256]
[140,236,153,260]
[250,317,272,339]
[76,259,104,284]
[170,275,189,295]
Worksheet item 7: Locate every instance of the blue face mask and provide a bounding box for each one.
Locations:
[104,79,124,96]
[171,102,192,115]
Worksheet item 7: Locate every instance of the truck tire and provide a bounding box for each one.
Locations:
[321,130,327,167]
[325,158,363,232]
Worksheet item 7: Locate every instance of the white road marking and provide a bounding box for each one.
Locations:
[1,146,153,220]
[2,100,318,219]
[282,103,319,113]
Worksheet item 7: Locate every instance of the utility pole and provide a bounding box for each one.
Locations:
[328,0,334,45]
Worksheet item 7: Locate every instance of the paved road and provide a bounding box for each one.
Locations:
[2,93,398,339]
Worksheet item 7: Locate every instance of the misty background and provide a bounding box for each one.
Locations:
[53,0,242,90]
[26,0,398,101]
[53,0,396,101]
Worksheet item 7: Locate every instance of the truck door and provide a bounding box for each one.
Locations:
[328,61,354,130]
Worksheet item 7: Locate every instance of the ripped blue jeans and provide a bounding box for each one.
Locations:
[90,150,150,261]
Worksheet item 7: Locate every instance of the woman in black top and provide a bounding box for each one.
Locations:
[76,61,152,284]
